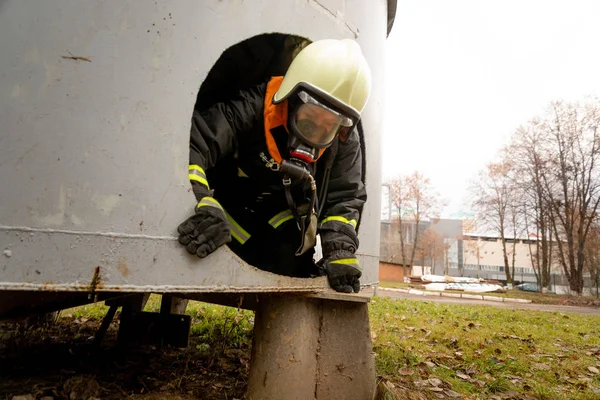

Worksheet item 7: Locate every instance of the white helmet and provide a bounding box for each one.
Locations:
[274,39,372,148]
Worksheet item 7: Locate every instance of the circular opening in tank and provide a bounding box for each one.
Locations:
[185,33,367,278]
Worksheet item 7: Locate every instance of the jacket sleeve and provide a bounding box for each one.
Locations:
[318,129,367,256]
[188,84,265,199]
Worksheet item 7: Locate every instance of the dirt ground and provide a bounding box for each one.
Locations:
[0,317,250,400]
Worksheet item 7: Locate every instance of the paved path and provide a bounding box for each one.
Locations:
[371,288,600,316]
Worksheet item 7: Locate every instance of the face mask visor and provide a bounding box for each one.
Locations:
[290,91,354,148]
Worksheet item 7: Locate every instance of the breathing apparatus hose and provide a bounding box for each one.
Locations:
[279,159,317,227]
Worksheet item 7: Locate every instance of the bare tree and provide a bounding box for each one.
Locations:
[507,200,522,287]
[539,100,600,294]
[584,221,600,297]
[418,227,444,275]
[470,161,516,285]
[388,172,444,277]
[506,121,554,290]
[388,176,410,276]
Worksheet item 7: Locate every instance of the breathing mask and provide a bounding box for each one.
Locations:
[287,90,355,165]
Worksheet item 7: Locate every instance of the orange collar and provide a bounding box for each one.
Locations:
[263,77,287,164]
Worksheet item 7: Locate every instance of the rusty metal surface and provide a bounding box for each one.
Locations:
[0,228,379,293]
[0,0,388,299]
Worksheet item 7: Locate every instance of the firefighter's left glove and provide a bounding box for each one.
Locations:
[319,229,362,293]
[322,251,362,293]
[320,251,362,293]
[177,197,232,258]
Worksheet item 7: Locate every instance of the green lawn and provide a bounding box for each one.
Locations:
[371,296,600,399]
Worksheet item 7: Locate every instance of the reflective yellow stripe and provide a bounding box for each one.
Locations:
[272,215,294,229]
[268,210,290,225]
[268,210,295,229]
[189,164,206,174]
[238,168,249,178]
[196,197,223,211]
[330,258,359,265]
[189,174,209,188]
[320,216,357,228]
[224,211,251,245]
[196,198,250,244]
[188,165,209,189]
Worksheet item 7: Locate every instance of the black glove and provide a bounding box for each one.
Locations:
[319,230,361,293]
[320,251,362,293]
[178,196,231,258]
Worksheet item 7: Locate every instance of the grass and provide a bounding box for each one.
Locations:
[61,294,254,351]
[58,294,600,399]
[370,296,600,399]
[379,281,411,289]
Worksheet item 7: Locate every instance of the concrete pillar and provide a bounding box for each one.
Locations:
[247,294,376,400]
[315,299,376,399]
[160,295,189,315]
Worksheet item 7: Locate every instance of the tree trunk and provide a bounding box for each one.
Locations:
[409,222,420,272]
[398,220,409,279]
[501,237,511,283]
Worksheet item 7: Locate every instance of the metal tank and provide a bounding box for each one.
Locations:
[0,0,396,317]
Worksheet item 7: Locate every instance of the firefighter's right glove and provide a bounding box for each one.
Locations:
[177,197,232,258]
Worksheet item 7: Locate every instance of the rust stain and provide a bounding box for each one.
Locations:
[89,266,101,296]
[118,262,130,277]
[61,51,92,62]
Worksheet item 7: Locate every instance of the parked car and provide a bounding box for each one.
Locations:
[515,282,539,292]
[514,282,555,294]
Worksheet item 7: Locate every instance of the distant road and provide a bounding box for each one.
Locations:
[370,288,600,316]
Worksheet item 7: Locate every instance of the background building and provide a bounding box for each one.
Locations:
[379,221,597,295]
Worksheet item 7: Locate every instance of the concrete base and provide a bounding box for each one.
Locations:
[247,294,376,400]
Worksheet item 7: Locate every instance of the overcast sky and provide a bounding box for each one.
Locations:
[382,0,600,219]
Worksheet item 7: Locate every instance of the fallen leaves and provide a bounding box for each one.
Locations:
[428,378,443,387]
[500,333,534,343]
[533,363,551,371]
[447,338,459,348]
[456,371,470,381]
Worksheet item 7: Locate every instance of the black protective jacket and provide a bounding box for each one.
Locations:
[189,77,367,277]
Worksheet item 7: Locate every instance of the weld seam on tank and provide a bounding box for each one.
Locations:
[0,225,379,259]
[0,282,338,293]
[0,225,177,241]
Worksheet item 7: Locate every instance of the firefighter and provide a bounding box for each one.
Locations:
[177,38,371,293]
